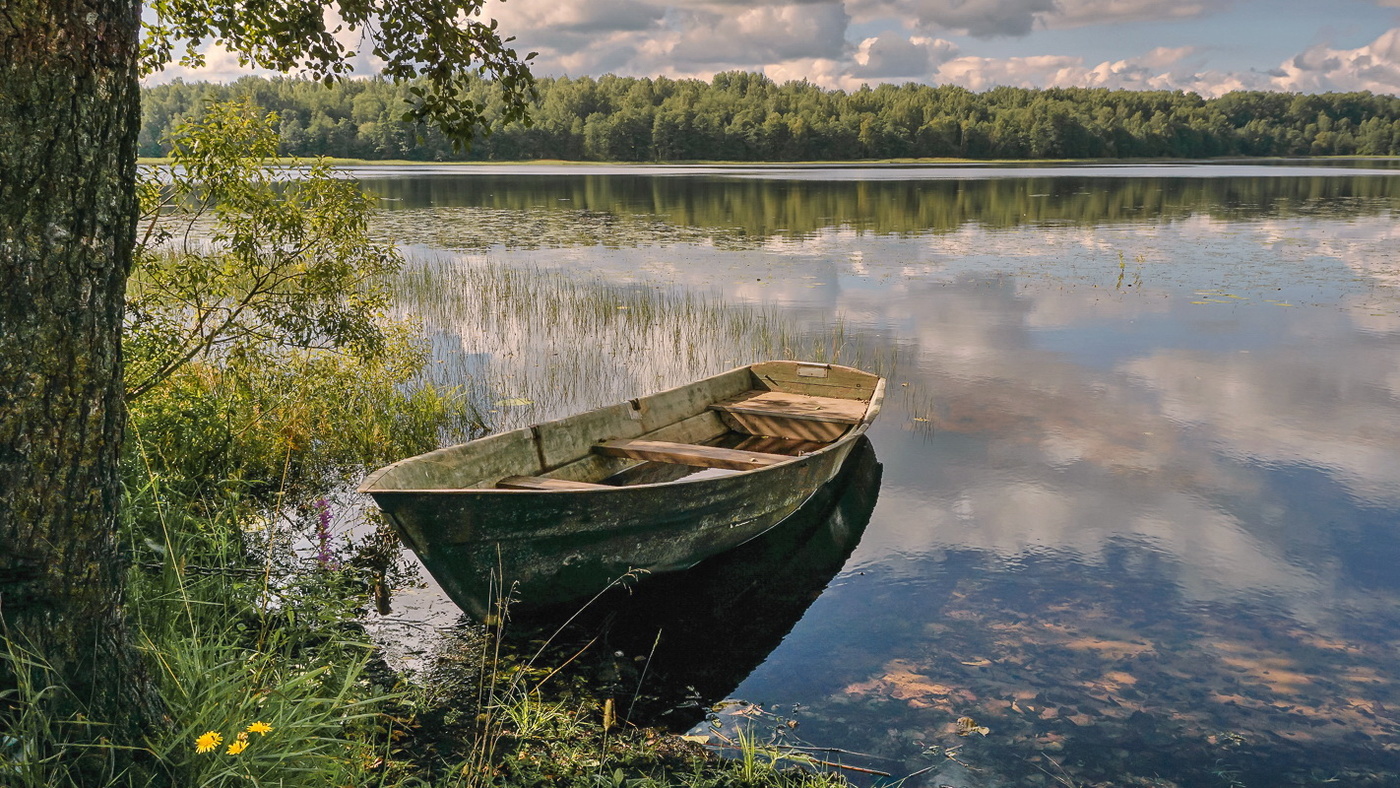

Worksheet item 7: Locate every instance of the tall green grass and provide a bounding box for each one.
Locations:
[394,254,900,434]
[0,471,408,788]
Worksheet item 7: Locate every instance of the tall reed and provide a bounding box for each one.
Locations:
[393,254,900,435]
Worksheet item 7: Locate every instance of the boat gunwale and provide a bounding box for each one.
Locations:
[357,362,885,496]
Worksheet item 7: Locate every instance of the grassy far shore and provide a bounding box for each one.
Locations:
[136,154,1400,167]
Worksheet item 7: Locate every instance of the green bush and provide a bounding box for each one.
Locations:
[125,99,478,505]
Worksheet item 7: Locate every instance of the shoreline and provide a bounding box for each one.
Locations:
[136,154,1400,167]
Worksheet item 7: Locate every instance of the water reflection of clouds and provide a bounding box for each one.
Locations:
[1125,346,1400,506]
[597,219,1393,316]
[1255,217,1400,290]
[816,269,1399,618]
[375,178,1400,783]
[853,476,1327,610]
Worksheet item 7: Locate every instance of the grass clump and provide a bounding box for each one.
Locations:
[127,490,405,788]
[395,254,899,434]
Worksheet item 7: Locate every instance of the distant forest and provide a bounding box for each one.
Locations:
[140,72,1400,161]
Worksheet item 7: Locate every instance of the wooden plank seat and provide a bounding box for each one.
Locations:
[498,475,613,491]
[710,389,866,442]
[712,390,867,423]
[594,438,790,471]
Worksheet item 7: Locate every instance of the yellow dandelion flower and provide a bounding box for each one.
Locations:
[246,721,273,735]
[194,731,222,753]
[226,739,248,755]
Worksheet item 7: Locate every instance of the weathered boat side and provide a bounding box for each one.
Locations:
[359,365,757,491]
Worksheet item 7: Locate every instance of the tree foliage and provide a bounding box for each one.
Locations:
[127,100,470,504]
[128,99,400,400]
[142,73,1400,162]
[141,0,536,148]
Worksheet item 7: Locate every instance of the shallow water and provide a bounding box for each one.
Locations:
[362,162,1400,788]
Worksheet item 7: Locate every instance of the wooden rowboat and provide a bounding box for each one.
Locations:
[357,360,885,619]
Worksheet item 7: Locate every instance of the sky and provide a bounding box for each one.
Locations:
[152,0,1400,97]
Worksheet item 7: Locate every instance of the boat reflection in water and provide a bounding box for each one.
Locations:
[501,436,881,730]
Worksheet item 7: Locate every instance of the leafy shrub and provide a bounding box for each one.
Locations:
[125,99,477,505]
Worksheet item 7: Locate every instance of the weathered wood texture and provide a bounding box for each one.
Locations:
[0,0,156,760]
[712,389,864,441]
[595,438,790,470]
[750,361,879,400]
[730,434,829,456]
[541,411,728,483]
[497,476,612,491]
[360,370,754,491]
[534,367,753,470]
[713,390,866,424]
[369,429,542,490]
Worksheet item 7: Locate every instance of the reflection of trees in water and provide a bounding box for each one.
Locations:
[367,174,1400,249]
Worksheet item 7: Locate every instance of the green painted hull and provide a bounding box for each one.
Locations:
[359,361,885,620]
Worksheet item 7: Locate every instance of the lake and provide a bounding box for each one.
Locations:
[360,162,1400,788]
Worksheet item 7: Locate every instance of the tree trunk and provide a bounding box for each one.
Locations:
[0,0,156,772]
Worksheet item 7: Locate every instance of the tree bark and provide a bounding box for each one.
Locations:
[0,0,156,768]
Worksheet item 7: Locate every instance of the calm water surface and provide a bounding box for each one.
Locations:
[363,164,1400,788]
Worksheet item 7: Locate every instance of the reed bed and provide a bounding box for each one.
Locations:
[393,254,900,436]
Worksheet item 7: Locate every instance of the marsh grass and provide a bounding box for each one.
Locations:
[123,449,411,788]
[394,254,900,435]
[0,636,136,788]
[0,438,421,788]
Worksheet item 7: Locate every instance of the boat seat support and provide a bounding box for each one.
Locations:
[497,475,613,491]
[594,438,789,470]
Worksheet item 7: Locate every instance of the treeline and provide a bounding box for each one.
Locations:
[141,72,1400,161]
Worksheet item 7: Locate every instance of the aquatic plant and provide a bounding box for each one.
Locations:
[391,253,899,435]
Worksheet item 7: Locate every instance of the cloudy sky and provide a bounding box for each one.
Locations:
[155,0,1400,96]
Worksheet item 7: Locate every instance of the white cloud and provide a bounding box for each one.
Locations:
[492,0,664,42]
[926,48,1209,92]
[850,0,1225,38]
[850,0,1056,37]
[762,57,855,87]
[140,0,1400,99]
[664,3,851,66]
[1048,0,1221,29]
[851,34,960,80]
[493,1,852,80]
[1267,27,1400,93]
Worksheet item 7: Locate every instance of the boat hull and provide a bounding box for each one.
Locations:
[360,361,885,620]
[370,429,862,619]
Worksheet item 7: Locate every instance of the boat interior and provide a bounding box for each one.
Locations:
[361,362,883,493]
[500,388,865,490]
